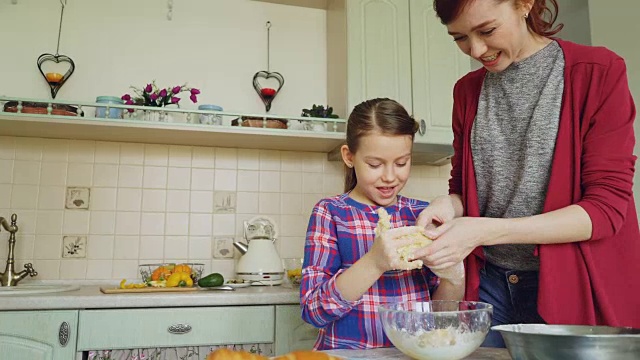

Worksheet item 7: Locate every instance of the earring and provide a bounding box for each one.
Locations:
[524,13,529,19]
[346,164,353,168]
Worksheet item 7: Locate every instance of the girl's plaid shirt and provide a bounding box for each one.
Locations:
[300,193,439,350]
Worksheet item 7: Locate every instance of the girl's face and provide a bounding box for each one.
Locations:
[446,0,536,73]
[342,132,413,207]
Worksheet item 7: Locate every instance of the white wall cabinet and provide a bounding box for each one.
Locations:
[328,0,469,162]
[0,310,78,360]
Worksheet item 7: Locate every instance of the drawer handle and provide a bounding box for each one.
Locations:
[167,323,192,335]
[419,119,426,136]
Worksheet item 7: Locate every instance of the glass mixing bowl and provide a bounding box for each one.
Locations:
[379,301,493,360]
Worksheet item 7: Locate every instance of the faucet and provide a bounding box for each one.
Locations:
[0,214,37,286]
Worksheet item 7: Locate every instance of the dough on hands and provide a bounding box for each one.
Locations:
[376,208,433,270]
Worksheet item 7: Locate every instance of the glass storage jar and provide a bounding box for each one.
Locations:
[197,104,223,125]
[95,96,124,119]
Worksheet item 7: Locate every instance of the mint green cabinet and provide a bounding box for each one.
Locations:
[274,305,318,355]
[0,310,78,360]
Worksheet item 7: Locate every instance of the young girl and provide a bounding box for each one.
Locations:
[300,98,465,350]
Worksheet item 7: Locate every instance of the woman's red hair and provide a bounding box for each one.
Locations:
[433,0,564,37]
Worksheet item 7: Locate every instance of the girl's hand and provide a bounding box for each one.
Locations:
[430,261,464,286]
[416,195,459,231]
[413,217,499,269]
[367,226,427,273]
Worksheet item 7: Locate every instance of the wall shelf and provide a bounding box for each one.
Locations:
[252,0,328,10]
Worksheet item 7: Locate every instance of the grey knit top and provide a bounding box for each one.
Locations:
[471,41,564,271]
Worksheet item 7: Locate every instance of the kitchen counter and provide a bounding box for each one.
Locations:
[0,285,300,310]
[325,347,511,359]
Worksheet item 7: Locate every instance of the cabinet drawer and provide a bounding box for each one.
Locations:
[77,306,274,350]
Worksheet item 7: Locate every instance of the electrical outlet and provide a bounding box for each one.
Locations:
[213,237,234,259]
[65,187,90,210]
[62,236,86,258]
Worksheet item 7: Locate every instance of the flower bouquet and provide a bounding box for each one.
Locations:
[121,81,201,122]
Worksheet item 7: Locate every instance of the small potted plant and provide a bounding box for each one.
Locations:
[299,104,339,131]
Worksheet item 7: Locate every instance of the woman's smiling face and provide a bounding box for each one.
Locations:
[446,0,535,72]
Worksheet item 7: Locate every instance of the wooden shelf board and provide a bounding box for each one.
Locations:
[0,113,345,153]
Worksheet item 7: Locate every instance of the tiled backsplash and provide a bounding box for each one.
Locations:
[0,136,451,281]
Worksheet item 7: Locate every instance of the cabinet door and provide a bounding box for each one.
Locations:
[274,305,318,356]
[347,0,413,112]
[0,310,77,360]
[410,0,471,145]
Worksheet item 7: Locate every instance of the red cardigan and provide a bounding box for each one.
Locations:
[450,39,640,327]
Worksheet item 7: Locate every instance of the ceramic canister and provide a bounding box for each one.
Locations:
[198,104,223,125]
[95,96,124,119]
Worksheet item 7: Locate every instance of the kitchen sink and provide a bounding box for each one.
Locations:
[0,284,80,296]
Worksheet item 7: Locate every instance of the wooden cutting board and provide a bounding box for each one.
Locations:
[100,287,198,294]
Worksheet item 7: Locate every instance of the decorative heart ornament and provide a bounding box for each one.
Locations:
[252,70,284,112]
[37,53,75,99]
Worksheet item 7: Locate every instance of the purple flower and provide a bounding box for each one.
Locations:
[121,94,131,101]
[190,88,200,95]
[190,94,198,103]
[172,86,181,94]
[159,89,167,98]
[171,96,180,103]
[150,93,158,101]
[144,84,153,93]
[125,99,134,105]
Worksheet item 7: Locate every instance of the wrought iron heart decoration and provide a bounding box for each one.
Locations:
[37,0,75,99]
[37,53,75,99]
[253,71,284,112]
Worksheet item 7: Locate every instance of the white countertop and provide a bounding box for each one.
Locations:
[0,284,300,311]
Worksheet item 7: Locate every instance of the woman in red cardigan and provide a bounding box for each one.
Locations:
[413,0,640,347]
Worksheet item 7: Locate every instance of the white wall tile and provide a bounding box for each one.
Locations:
[68,140,95,163]
[189,236,212,259]
[189,214,212,236]
[260,150,281,171]
[37,186,65,210]
[191,168,215,191]
[236,192,259,214]
[215,148,237,169]
[302,172,323,194]
[67,163,93,187]
[119,144,145,165]
[213,214,235,236]
[259,192,281,215]
[143,166,167,189]
[13,210,36,234]
[165,212,189,236]
[14,234,34,260]
[63,211,90,234]
[281,172,302,193]
[190,191,213,213]
[36,211,64,235]
[259,171,281,192]
[115,212,140,235]
[144,144,169,166]
[118,165,143,188]
[139,236,164,259]
[87,235,114,259]
[93,164,119,187]
[95,142,120,164]
[111,260,139,280]
[32,260,60,279]
[59,259,87,280]
[34,235,62,259]
[237,170,259,192]
[169,145,192,167]
[117,188,142,211]
[13,161,40,185]
[280,152,303,172]
[165,236,189,259]
[167,167,191,190]
[14,138,42,161]
[237,149,260,170]
[11,185,38,209]
[40,162,67,186]
[86,260,113,279]
[90,211,116,235]
[166,190,190,213]
[302,152,324,173]
[192,147,215,168]
[281,194,302,215]
[0,136,16,159]
[140,212,165,236]
[214,169,237,191]
[142,189,166,212]
[41,139,69,162]
[114,235,140,259]
[91,188,117,211]
[0,159,12,183]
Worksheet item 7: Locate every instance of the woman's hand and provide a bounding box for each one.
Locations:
[414,217,503,270]
[367,226,427,273]
[416,195,462,231]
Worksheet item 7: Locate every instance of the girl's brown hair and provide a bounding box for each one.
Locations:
[433,0,563,37]
[344,98,418,192]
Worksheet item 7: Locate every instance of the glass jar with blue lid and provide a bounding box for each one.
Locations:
[198,104,223,125]
[95,96,124,119]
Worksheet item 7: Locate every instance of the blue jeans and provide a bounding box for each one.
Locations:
[479,262,545,348]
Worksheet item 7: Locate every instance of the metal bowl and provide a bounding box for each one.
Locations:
[493,324,640,360]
